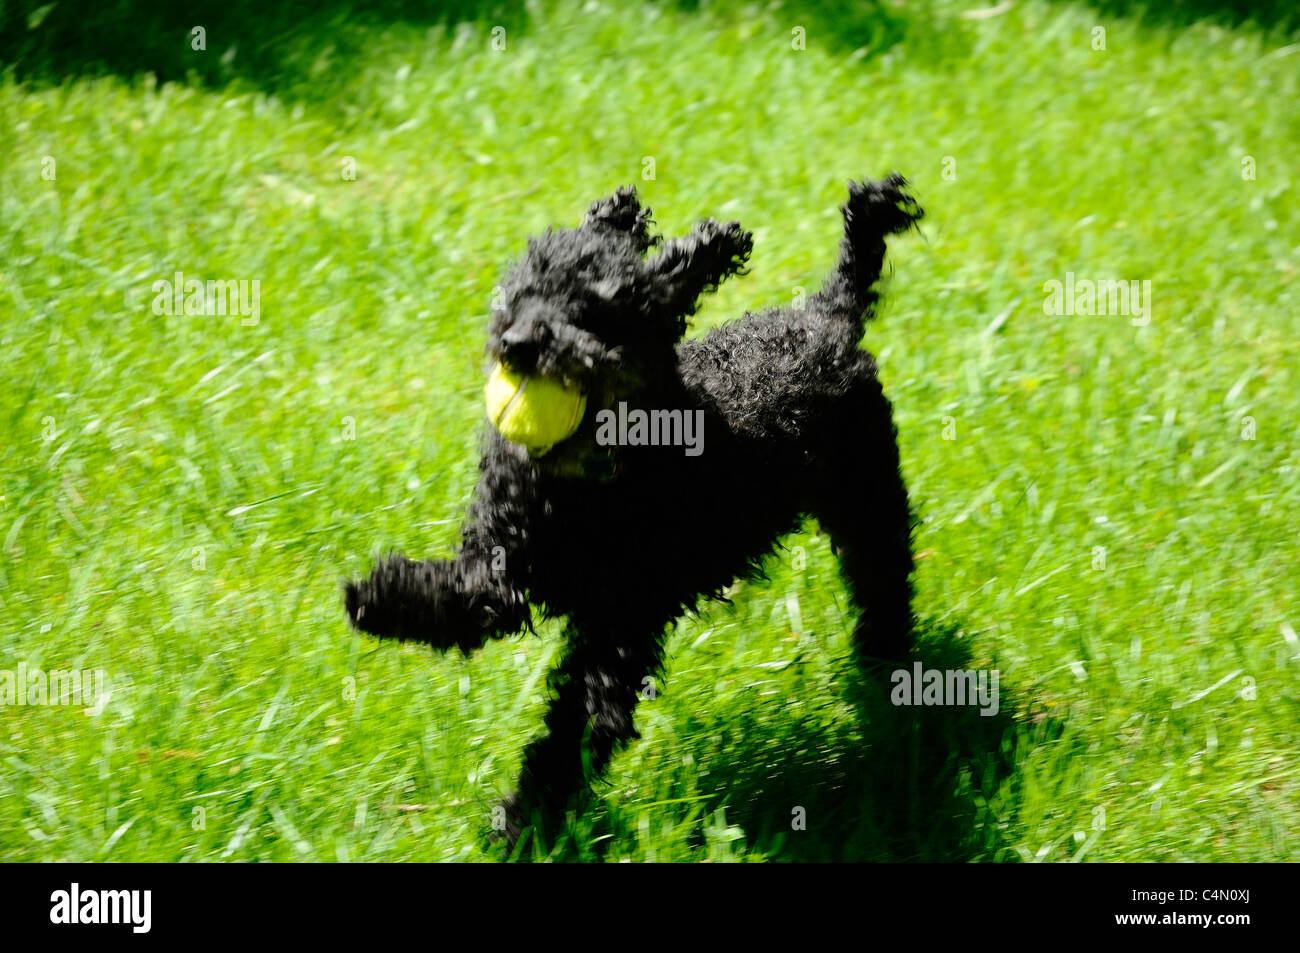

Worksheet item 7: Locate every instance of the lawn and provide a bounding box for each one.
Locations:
[1,0,1296,861]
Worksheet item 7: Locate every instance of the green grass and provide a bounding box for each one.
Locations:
[1,0,1297,861]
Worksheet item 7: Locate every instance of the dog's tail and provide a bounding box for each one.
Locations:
[813,174,923,327]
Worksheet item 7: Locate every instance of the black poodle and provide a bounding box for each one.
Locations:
[345,175,924,849]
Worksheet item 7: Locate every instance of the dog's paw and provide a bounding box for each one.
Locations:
[342,579,366,628]
[341,572,397,639]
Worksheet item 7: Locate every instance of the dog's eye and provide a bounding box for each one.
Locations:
[590,278,622,301]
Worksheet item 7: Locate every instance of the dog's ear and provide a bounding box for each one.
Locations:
[585,186,656,252]
[641,218,753,324]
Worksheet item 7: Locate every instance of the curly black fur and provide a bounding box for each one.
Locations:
[344,175,924,849]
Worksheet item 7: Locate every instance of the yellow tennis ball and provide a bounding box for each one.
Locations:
[485,362,587,453]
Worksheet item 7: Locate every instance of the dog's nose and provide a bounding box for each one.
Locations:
[501,327,530,347]
[500,321,550,370]
[501,335,538,371]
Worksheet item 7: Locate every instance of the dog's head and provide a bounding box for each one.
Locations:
[487,186,753,400]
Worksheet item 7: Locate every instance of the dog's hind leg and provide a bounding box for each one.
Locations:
[812,380,916,667]
[500,615,668,850]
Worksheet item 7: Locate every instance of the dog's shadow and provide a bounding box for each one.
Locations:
[652,619,1052,862]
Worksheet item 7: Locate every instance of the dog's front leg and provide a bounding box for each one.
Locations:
[500,625,665,850]
[345,435,536,654]
[344,551,528,655]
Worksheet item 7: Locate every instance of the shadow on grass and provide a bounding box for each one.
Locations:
[2,0,979,101]
[676,618,1056,862]
[0,0,527,92]
[1050,0,1298,31]
[510,617,1059,862]
[667,0,910,58]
